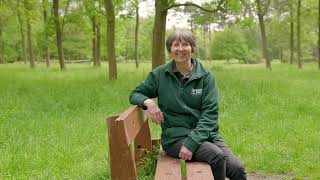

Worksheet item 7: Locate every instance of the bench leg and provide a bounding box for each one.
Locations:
[107,116,137,180]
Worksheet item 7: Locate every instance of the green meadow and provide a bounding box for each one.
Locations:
[0,62,319,179]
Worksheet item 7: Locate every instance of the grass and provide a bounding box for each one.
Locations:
[0,62,319,179]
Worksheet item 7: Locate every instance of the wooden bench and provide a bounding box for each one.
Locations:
[107,105,214,180]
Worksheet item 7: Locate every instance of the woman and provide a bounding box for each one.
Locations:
[129,30,246,180]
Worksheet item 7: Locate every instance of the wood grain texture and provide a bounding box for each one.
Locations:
[155,148,214,180]
[186,161,214,179]
[154,149,181,180]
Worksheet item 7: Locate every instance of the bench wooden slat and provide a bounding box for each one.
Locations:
[154,148,214,180]
[116,106,145,146]
[186,161,214,179]
[154,149,181,180]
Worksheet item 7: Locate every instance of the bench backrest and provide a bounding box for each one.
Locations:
[107,105,152,180]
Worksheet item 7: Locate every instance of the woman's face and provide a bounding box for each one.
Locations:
[170,39,192,64]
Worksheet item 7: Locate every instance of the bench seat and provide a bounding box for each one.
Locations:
[155,148,214,180]
[107,105,214,180]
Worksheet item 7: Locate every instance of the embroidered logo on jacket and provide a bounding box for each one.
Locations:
[191,88,203,95]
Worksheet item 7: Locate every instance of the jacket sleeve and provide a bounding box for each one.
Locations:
[183,72,219,154]
[129,71,159,109]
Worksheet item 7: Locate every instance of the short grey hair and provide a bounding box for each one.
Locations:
[166,30,196,53]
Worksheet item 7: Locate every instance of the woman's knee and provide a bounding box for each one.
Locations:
[195,141,225,164]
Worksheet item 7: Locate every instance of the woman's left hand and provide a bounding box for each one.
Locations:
[179,146,193,161]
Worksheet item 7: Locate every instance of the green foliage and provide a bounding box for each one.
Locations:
[225,0,242,12]
[245,49,262,64]
[0,0,319,65]
[62,13,91,60]
[3,47,19,63]
[193,11,215,27]
[267,17,289,60]
[115,17,154,62]
[241,24,261,52]
[137,145,160,180]
[1,12,22,62]
[238,17,255,27]
[211,27,249,62]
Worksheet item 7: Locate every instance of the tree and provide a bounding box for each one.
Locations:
[136,17,153,61]
[211,27,248,62]
[117,0,141,67]
[289,0,294,64]
[96,0,102,66]
[16,0,27,64]
[42,0,50,67]
[0,0,8,64]
[105,0,117,80]
[188,8,216,60]
[151,0,225,69]
[318,0,320,69]
[92,15,98,66]
[0,2,3,64]
[84,0,101,67]
[0,19,3,64]
[134,0,139,68]
[255,0,272,70]
[24,0,35,68]
[53,0,66,70]
[266,0,289,63]
[297,0,302,69]
[91,7,99,66]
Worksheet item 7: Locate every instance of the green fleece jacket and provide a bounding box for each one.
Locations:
[129,59,221,154]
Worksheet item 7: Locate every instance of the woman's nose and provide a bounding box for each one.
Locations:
[177,44,183,50]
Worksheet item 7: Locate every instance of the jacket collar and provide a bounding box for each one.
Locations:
[165,58,206,79]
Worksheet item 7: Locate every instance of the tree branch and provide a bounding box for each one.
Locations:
[164,0,225,13]
[61,0,71,33]
[240,0,254,18]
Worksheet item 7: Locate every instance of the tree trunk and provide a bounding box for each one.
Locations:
[152,1,168,69]
[297,0,302,69]
[97,20,101,66]
[318,0,320,69]
[125,25,129,63]
[92,15,97,66]
[279,47,283,63]
[17,11,27,64]
[105,0,117,80]
[53,0,65,70]
[195,29,200,58]
[289,0,294,64]
[96,0,101,66]
[43,0,50,67]
[0,1,3,64]
[0,26,3,64]
[135,0,139,68]
[27,18,35,68]
[204,25,209,61]
[257,14,271,70]
[208,27,211,61]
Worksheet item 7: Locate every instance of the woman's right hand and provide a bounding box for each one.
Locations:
[143,99,164,125]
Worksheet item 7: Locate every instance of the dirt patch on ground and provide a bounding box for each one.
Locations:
[246,172,294,180]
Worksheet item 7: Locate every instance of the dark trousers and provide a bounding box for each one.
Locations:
[164,139,247,180]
